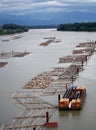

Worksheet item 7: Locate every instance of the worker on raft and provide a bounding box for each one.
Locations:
[66,84,68,90]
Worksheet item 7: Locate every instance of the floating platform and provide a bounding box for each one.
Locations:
[58,86,86,110]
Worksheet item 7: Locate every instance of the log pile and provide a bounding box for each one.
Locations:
[23,74,54,89]
[0,51,30,59]
[39,39,55,46]
[59,55,87,63]
[76,42,95,48]
[0,62,8,68]
[59,64,83,80]
[74,42,95,55]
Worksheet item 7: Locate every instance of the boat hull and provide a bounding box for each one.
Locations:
[58,86,86,110]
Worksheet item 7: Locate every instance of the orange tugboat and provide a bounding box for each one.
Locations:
[58,86,86,110]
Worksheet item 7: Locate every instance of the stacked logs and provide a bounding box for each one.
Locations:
[0,62,8,68]
[23,74,54,89]
[24,41,96,89]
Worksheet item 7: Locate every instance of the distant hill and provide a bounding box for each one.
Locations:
[57,22,96,32]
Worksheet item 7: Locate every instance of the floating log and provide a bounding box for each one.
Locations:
[59,55,88,63]
[23,74,54,89]
[0,62,8,68]
[59,64,83,80]
[8,108,56,130]
[11,93,56,110]
[13,115,46,119]
[13,52,30,57]
[43,37,55,40]
[76,42,95,47]
[8,123,45,129]
[0,51,30,59]
[39,39,55,46]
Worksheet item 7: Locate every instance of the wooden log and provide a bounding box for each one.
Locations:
[13,115,46,119]
[8,123,45,129]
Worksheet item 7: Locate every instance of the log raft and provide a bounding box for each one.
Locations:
[7,41,96,130]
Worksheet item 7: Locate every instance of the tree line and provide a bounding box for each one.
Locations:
[57,22,96,32]
[0,23,29,35]
[0,23,57,35]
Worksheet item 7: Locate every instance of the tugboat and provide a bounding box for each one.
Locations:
[58,86,86,110]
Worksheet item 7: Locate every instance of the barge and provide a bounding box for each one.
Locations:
[58,86,86,110]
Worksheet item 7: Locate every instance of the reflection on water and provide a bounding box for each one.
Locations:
[59,110,81,117]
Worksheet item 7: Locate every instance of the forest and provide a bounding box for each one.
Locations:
[0,23,29,35]
[57,22,96,32]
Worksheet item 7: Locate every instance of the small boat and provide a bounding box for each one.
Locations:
[58,86,86,110]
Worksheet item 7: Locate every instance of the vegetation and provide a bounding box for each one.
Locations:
[0,23,29,35]
[29,25,57,29]
[57,22,96,32]
[0,23,57,35]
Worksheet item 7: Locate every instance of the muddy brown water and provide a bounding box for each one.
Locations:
[0,29,96,130]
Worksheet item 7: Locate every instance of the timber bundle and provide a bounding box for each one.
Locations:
[0,62,8,68]
[39,37,61,46]
[23,41,96,90]
[0,50,30,59]
[39,37,55,46]
[23,74,54,89]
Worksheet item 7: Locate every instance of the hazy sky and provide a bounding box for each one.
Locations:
[0,0,96,25]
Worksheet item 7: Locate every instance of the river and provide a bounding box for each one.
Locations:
[0,29,96,130]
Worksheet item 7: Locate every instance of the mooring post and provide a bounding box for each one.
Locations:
[46,111,49,123]
[33,127,36,130]
[58,94,60,101]
[77,67,79,74]
[81,61,83,67]
[66,83,68,90]
[86,56,87,63]
[58,94,60,108]
[71,76,74,85]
